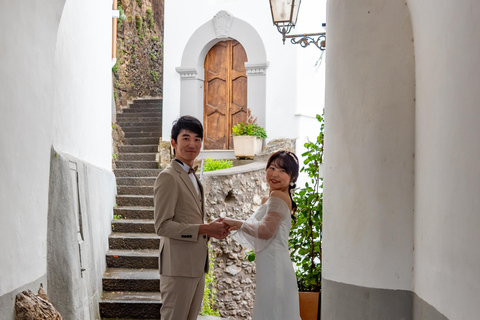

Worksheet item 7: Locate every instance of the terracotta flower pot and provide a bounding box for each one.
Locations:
[299,291,321,320]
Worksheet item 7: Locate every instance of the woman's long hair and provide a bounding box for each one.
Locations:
[266,150,300,223]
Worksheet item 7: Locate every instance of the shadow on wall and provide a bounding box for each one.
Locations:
[47,148,116,319]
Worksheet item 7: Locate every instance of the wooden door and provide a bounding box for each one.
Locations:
[204,40,247,150]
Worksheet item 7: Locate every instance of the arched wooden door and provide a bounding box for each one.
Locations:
[203,40,248,150]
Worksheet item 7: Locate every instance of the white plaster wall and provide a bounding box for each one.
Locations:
[54,0,113,169]
[0,0,66,297]
[323,0,415,290]
[408,1,480,318]
[163,0,325,145]
[0,0,114,302]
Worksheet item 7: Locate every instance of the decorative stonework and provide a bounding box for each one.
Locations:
[175,67,198,79]
[213,11,233,38]
[245,62,269,76]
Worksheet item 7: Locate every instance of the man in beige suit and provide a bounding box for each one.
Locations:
[154,116,228,320]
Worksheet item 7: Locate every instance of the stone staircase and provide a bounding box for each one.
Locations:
[100,99,163,319]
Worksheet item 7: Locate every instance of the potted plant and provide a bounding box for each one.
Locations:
[290,113,324,320]
[231,120,267,159]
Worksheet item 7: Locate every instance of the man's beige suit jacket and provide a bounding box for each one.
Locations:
[153,160,209,277]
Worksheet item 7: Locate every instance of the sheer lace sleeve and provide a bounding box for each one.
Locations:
[232,196,290,253]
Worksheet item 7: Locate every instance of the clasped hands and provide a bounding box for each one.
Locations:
[204,217,240,240]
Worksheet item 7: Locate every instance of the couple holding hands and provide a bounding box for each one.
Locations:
[154,116,302,320]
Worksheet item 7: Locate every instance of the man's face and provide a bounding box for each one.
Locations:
[171,129,202,167]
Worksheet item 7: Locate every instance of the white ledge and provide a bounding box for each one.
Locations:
[202,161,267,177]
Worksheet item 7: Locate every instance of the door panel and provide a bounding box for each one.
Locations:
[204,40,247,150]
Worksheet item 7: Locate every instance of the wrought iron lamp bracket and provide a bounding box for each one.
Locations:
[284,32,326,50]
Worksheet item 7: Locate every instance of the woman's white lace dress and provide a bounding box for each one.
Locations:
[233,196,301,320]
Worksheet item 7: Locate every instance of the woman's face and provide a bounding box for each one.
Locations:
[266,160,291,192]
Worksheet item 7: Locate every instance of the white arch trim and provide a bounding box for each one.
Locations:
[176,11,269,130]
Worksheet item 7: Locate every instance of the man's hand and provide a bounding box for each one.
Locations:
[199,219,230,239]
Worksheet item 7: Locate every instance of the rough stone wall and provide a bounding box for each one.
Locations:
[113,0,163,107]
[203,168,269,320]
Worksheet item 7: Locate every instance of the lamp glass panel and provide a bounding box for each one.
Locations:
[291,0,301,25]
[270,0,294,23]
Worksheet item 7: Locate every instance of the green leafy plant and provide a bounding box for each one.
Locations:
[135,15,142,35]
[113,214,122,220]
[148,70,159,83]
[203,158,233,172]
[146,8,155,28]
[289,113,324,292]
[112,60,119,74]
[152,35,159,41]
[112,153,118,161]
[245,250,256,262]
[201,250,220,316]
[231,122,267,139]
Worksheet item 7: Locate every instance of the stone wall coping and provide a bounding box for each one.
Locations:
[202,161,267,177]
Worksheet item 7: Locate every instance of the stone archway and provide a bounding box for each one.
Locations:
[176,11,269,132]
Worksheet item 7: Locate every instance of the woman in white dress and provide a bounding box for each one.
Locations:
[223,150,302,320]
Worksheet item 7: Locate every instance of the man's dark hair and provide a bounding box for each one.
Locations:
[171,116,204,142]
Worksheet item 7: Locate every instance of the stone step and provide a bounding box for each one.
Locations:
[99,291,161,319]
[118,153,157,161]
[115,160,159,169]
[112,219,155,233]
[117,186,154,196]
[106,249,158,269]
[114,206,154,220]
[119,121,160,127]
[109,232,160,250]
[122,106,162,113]
[102,268,160,292]
[114,168,161,178]
[115,177,156,186]
[118,145,158,153]
[124,137,160,145]
[122,126,161,133]
[123,131,162,138]
[117,117,162,125]
[117,112,162,118]
[132,98,162,104]
[116,195,154,207]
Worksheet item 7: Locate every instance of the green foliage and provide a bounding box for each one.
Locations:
[245,250,256,262]
[149,70,159,83]
[289,113,324,292]
[201,250,220,316]
[131,44,136,51]
[112,61,119,74]
[231,122,267,139]
[112,153,118,161]
[203,158,233,172]
[113,214,122,220]
[146,8,155,29]
[136,0,142,7]
[152,35,159,42]
[135,15,142,35]
[150,52,156,60]
[113,91,117,101]
[118,5,126,22]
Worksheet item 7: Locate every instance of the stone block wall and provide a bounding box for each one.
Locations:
[202,163,269,320]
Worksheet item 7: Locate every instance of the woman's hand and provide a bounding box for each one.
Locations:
[223,217,241,231]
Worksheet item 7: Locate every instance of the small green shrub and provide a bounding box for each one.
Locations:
[232,122,267,139]
[203,158,233,172]
[112,61,119,74]
[146,8,155,28]
[135,15,142,34]
[200,250,220,316]
[113,214,122,220]
[149,70,159,83]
